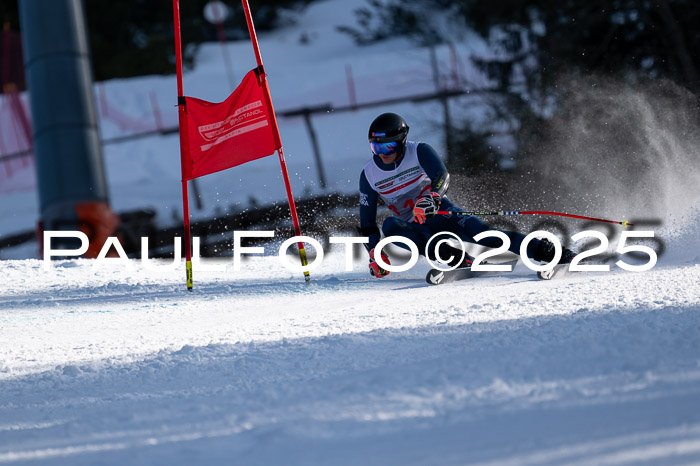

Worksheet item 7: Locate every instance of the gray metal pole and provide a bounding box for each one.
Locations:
[19,0,117,253]
[279,104,331,190]
[302,111,327,189]
[430,45,453,165]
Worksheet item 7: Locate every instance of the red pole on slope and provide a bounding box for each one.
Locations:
[210,2,236,89]
[150,91,163,132]
[436,210,632,226]
[241,0,311,284]
[172,0,194,291]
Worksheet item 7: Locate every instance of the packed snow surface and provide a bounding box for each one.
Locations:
[1,246,700,465]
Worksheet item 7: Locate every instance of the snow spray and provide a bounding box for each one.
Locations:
[522,75,700,225]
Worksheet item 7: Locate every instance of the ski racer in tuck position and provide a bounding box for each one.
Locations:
[359,112,576,278]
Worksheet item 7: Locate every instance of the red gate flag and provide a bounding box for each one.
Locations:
[181,68,280,181]
[172,0,311,290]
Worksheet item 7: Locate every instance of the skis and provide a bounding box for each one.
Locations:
[536,264,569,280]
[425,259,519,285]
[425,256,618,285]
[537,256,617,280]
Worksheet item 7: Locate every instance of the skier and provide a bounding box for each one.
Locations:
[359,112,575,278]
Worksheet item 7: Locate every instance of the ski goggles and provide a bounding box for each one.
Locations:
[370,141,398,156]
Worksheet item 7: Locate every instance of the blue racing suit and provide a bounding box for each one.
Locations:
[359,142,539,259]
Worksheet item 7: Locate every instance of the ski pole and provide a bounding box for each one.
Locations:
[436,210,633,226]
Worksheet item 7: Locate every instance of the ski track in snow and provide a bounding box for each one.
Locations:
[1,254,699,465]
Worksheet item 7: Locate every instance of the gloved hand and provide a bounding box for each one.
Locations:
[413,192,441,224]
[369,248,390,278]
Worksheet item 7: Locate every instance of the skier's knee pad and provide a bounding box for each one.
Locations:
[381,216,406,236]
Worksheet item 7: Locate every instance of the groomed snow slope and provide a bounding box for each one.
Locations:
[1,228,699,465]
